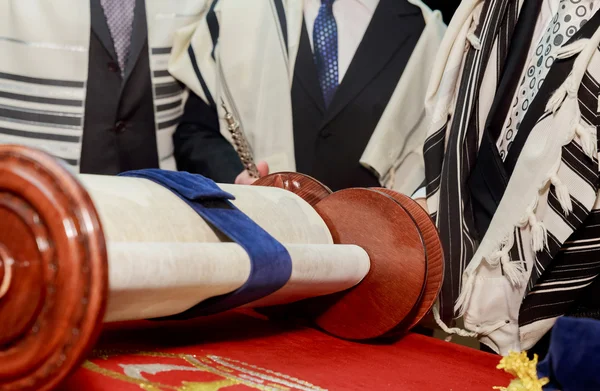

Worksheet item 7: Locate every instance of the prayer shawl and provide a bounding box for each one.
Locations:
[168,0,446,194]
[0,0,204,171]
[424,0,600,354]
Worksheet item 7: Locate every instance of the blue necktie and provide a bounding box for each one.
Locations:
[313,0,338,107]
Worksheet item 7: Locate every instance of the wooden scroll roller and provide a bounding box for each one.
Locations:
[0,145,443,391]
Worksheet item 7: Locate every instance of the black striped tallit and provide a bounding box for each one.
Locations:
[519,68,600,329]
[424,0,521,323]
[0,71,86,166]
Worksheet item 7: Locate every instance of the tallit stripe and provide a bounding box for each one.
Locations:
[273,0,288,52]
[188,45,216,108]
[0,133,80,164]
[0,126,79,142]
[153,70,171,78]
[60,157,79,165]
[0,71,84,88]
[547,189,588,231]
[496,0,518,81]
[0,90,81,107]
[160,153,174,162]
[155,82,183,98]
[157,99,182,112]
[207,0,220,60]
[0,106,81,127]
[516,225,528,271]
[158,116,182,130]
[151,47,172,55]
[562,142,598,188]
[423,125,447,198]
[520,212,600,327]
[534,274,597,288]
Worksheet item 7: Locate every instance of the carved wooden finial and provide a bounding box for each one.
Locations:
[0,145,108,391]
[253,172,332,207]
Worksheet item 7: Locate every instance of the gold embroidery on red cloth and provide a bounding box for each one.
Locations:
[83,351,326,391]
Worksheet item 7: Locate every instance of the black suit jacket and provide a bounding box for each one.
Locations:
[80,0,159,175]
[174,0,425,190]
[423,0,460,23]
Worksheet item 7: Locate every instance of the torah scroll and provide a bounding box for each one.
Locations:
[0,145,443,391]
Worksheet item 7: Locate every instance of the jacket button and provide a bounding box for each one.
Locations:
[320,130,332,139]
[107,62,119,73]
[114,121,127,133]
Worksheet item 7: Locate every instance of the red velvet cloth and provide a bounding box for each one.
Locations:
[60,311,511,390]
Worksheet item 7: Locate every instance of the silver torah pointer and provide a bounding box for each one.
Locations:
[220,99,260,178]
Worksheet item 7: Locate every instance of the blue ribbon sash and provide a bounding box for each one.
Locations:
[119,169,293,317]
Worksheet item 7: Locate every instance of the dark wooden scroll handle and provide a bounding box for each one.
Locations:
[0,145,108,391]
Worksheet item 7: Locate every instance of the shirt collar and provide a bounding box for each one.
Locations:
[307,0,380,14]
[355,0,380,14]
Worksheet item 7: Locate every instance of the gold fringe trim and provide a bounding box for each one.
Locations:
[494,351,549,391]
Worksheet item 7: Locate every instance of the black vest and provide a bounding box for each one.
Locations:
[80,0,159,175]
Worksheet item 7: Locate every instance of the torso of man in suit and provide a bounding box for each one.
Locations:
[174,0,425,192]
[80,0,159,175]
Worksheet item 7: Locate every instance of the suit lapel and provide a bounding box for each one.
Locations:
[285,0,304,83]
[90,0,118,62]
[294,19,326,113]
[320,0,421,128]
[123,0,147,85]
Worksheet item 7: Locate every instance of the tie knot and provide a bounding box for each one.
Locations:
[321,0,335,8]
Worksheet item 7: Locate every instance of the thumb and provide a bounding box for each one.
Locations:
[256,161,270,177]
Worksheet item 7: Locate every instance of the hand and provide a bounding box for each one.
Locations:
[234,161,269,185]
[415,197,428,213]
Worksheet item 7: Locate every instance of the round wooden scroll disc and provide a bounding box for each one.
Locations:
[253,172,332,206]
[308,188,427,340]
[372,189,444,332]
[0,145,108,391]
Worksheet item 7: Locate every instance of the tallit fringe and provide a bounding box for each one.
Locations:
[530,221,548,253]
[576,122,597,159]
[467,33,481,50]
[485,233,524,288]
[433,301,478,338]
[550,173,572,214]
[517,200,547,252]
[502,258,525,287]
[556,38,590,59]
[545,84,567,113]
[546,73,579,113]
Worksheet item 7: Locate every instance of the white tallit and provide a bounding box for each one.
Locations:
[168,0,446,194]
[0,0,205,171]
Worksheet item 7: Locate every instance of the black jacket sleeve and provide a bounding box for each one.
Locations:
[173,91,244,183]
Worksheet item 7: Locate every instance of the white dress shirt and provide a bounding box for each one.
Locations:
[303,0,379,83]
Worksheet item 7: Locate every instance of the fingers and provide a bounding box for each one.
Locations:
[257,161,269,177]
[234,161,270,185]
[234,170,256,185]
[415,197,428,213]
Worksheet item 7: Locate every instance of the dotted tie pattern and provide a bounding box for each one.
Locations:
[498,0,594,160]
[100,0,136,76]
[313,0,339,107]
